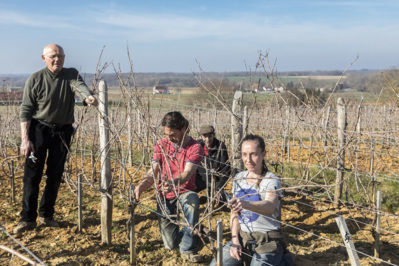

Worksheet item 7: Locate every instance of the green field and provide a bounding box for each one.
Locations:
[226,75,343,84]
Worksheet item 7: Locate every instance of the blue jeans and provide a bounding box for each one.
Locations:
[210,240,290,266]
[157,191,200,254]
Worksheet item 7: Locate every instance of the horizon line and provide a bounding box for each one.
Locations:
[0,68,391,77]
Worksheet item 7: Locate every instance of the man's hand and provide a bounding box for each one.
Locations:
[20,138,34,156]
[85,95,98,107]
[134,165,158,201]
[160,180,174,194]
[134,184,145,201]
[20,121,33,156]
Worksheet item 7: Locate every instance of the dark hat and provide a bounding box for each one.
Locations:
[200,125,215,135]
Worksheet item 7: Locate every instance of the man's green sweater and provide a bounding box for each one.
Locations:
[20,67,92,124]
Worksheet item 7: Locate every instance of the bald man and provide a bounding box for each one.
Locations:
[14,44,97,234]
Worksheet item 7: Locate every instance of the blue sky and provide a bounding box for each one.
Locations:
[0,0,398,74]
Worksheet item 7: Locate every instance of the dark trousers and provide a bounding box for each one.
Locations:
[194,173,228,203]
[20,120,73,222]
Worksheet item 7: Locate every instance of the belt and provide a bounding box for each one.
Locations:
[240,229,283,245]
[240,230,285,255]
[36,119,68,129]
[266,230,283,239]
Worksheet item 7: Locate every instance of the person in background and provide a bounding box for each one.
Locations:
[211,134,293,265]
[195,125,230,207]
[134,111,204,263]
[14,44,97,234]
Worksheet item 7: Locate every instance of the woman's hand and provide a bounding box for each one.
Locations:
[230,237,242,260]
[227,197,243,213]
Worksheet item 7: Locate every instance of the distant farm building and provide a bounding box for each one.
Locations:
[274,86,285,93]
[0,89,23,104]
[152,85,170,95]
[319,87,331,93]
[260,86,273,92]
[251,87,274,93]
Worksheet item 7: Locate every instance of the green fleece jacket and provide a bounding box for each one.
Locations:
[20,67,92,124]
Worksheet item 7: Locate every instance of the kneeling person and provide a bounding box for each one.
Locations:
[134,111,204,263]
[212,134,293,266]
[196,125,230,206]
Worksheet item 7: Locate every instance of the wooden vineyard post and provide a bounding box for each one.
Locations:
[127,101,133,167]
[216,220,223,266]
[11,160,15,203]
[209,160,214,215]
[334,98,347,206]
[321,105,332,201]
[213,109,218,131]
[121,158,126,190]
[77,174,83,232]
[231,91,243,175]
[242,106,248,138]
[335,216,360,266]
[374,191,382,258]
[128,184,137,265]
[370,138,376,201]
[283,105,290,156]
[197,108,201,133]
[98,80,113,245]
[90,149,96,183]
[355,103,362,191]
[136,110,142,137]
[322,106,331,155]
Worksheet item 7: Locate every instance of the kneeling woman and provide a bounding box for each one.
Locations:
[213,134,293,266]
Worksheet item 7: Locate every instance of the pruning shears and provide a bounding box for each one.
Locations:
[29,152,37,163]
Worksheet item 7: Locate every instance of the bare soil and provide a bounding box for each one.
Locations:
[1,166,399,265]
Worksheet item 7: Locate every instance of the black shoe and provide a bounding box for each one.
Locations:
[181,252,204,263]
[39,217,59,227]
[13,221,36,234]
[199,195,208,204]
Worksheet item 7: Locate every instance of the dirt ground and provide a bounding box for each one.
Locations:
[1,169,399,265]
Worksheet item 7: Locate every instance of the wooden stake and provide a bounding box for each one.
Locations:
[283,105,290,155]
[335,98,347,206]
[231,91,243,175]
[355,103,362,192]
[374,191,382,258]
[243,106,248,138]
[122,158,126,190]
[129,184,137,265]
[78,174,83,232]
[335,216,360,266]
[197,108,201,133]
[213,109,217,131]
[11,160,15,203]
[216,220,223,266]
[127,102,133,167]
[323,106,331,155]
[98,80,113,245]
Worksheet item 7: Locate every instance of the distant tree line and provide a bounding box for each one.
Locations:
[346,69,399,93]
[2,69,397,95]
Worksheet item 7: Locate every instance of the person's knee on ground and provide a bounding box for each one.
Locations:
[158,211,181,250]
